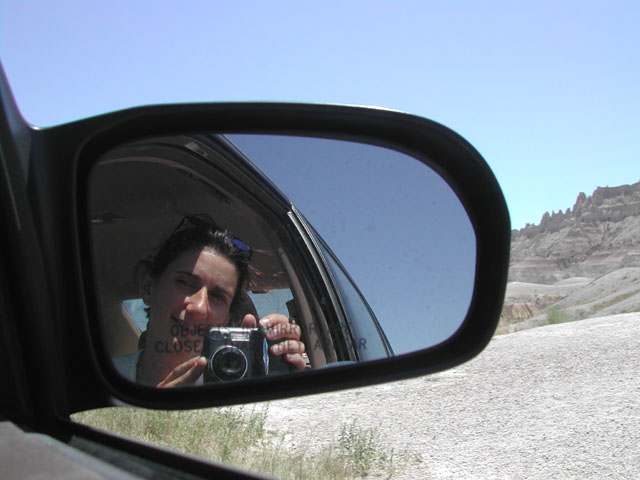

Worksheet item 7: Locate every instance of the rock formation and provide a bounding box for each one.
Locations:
[509,180,640,284]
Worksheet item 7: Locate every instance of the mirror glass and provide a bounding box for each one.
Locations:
[88,133,476,388]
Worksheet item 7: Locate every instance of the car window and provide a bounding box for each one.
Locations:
[311,228,392,360]
[123,299,147,331]
[248,288,294,318]
[228,134,477,354]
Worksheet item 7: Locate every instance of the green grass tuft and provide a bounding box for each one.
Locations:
[545,307,572,325]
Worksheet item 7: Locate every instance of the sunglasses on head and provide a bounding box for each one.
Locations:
[173,214,252,260]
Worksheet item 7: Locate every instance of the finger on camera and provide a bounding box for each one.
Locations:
[158,356,205,388]
[270,339,305,356]
[240,313,258,328]
[258,313,289,328]
[265,322,301,340]
[284,353,306,371]
[159,358,202,387]
[172,357,206,386]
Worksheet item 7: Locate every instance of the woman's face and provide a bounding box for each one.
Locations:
[142,247,239,368]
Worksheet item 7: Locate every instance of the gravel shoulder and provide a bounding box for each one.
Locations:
[261,313,640,479]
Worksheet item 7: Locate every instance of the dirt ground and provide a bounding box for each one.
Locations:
[261,313,640,479]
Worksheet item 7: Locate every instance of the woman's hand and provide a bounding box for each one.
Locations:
[242,313,307,371]
[155,355,206,388]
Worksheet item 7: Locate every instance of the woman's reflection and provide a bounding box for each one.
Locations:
[118,214,306,387]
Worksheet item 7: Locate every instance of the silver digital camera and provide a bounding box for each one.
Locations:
[202,326,293,382]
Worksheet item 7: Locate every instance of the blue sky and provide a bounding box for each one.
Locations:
[1,1,639,353]
[2,1,638,230]
[228,134,476,352]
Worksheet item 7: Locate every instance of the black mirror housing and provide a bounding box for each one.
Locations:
[0,66,510,415]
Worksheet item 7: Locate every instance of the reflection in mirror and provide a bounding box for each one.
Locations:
[228,135,476,355]
[88,133,475,388]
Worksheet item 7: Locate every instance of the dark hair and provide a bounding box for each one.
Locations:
[139,214,252,316]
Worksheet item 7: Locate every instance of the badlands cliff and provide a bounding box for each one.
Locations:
[509,180,640,283]
[500,180,640,332]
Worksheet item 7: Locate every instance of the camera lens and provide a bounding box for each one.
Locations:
[210,346,248,381]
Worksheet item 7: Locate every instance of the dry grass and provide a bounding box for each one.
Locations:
[591,289,640,314]
[73,406,417,479]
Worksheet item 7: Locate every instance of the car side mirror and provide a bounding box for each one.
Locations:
[88,132,478,387]
[69,103,508,409]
